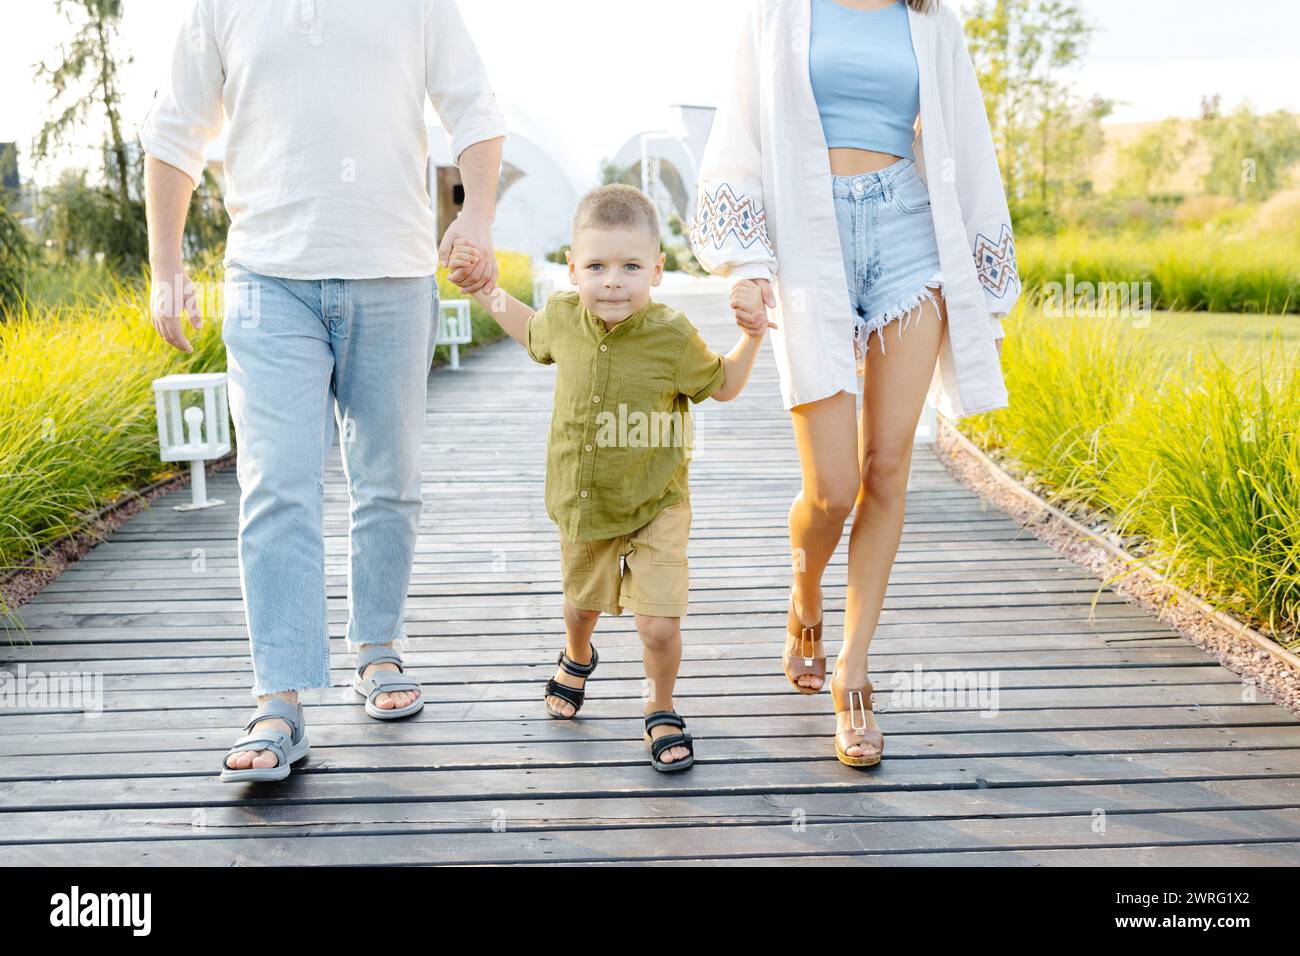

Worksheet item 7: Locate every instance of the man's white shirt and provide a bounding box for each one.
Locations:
[140,0,507,279]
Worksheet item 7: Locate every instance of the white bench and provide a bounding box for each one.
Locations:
[437,299,474,370]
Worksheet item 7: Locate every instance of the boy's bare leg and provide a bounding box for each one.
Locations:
[545,599,600,717]
[638,613,690,764]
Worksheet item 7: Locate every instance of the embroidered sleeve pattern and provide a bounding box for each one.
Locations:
[973,224,1019,299]
[691,183,776,258]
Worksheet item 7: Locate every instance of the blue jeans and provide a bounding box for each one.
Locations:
[221,267,440,697]
[832,157,945,372]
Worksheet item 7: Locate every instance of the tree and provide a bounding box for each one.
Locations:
[40,166,146,270]
[964,0,1111,211]
[34,0,133,207]
[31,1,229,272]
[600,160,638,187]
[1199,105,1300,202]
[1115,118,1187,197]
[0,198,31,313]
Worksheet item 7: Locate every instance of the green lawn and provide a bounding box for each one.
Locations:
[1033,309,1300,365]
[1139,309,1300,352]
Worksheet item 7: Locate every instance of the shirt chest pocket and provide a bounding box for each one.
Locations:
[617,372,676,416]
[614,373,691,453]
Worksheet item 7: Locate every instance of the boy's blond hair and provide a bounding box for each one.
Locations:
[571,183,660,244]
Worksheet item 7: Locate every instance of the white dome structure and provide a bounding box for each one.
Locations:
[198,102,717,261]
[611,105,717,237]
[426,105,582,260]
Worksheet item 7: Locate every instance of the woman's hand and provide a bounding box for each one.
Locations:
[731,278,778,338]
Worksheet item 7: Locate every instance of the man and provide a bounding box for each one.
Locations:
[139,0,505,782]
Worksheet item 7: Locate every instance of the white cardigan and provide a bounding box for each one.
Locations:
[690,0,1021,417]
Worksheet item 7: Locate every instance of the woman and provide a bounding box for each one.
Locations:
[690,0,1021,767]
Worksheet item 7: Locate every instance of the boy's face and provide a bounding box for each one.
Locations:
[566,225,666,325]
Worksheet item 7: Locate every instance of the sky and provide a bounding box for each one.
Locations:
[2,0,1298,186]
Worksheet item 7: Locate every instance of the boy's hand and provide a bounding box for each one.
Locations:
[439,211,498,294]
[447,238,483,292]
[731,278,777,338]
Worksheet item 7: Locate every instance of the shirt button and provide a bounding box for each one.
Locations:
[585,444,593,452]
[580,490,589,498]
[599,344,608,352]
[592,395,601,403]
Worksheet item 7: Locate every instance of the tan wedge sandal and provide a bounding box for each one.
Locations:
[784,588,826,694]
[830,671,884,768]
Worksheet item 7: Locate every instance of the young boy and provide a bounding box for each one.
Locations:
[448,184,771,771]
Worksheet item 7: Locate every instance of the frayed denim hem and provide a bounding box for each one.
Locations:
[854,272,945,370]
[347,634,411,655]
[249,680,327,700]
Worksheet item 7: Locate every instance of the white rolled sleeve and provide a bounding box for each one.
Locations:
[137,0,224,189]
[425,0,507,164]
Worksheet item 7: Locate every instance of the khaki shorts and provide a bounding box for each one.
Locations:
[559,499,691,617]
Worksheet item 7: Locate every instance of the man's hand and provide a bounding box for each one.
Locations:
[731,278,777,338]
[439,212,497,294]
[149,259,201,353]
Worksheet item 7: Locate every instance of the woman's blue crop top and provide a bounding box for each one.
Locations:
[808,0,921,159]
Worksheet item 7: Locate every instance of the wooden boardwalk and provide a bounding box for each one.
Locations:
[4,287,1300,866]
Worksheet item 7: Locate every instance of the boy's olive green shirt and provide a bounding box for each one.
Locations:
[527,291,727,542]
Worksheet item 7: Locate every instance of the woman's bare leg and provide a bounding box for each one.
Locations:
[837,290,948,756]
[787,391,860,689]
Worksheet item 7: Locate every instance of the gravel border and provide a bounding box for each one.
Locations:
[932,416,1300,719]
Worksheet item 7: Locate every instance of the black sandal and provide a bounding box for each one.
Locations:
[543,646,598,719]
[643,710,695,773]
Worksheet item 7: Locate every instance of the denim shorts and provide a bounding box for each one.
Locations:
[832,157,945,371]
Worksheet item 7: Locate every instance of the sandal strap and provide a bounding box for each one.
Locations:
[831,676,876,727]
[786,591,826,676]
[544,678,586,708]
[225,730,289,768]
[557,646,598,678]
[649,732,693,760]
[784,631,827,668]
[356,643,406,675]
[241,698,303,737]
[356,670,421,698]
[644,710,686,733]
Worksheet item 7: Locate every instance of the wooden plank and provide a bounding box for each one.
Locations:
[8,726,1300,782]
[5,705,1292,758]
[2,778,1298,843]
[3,809,1300,865]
